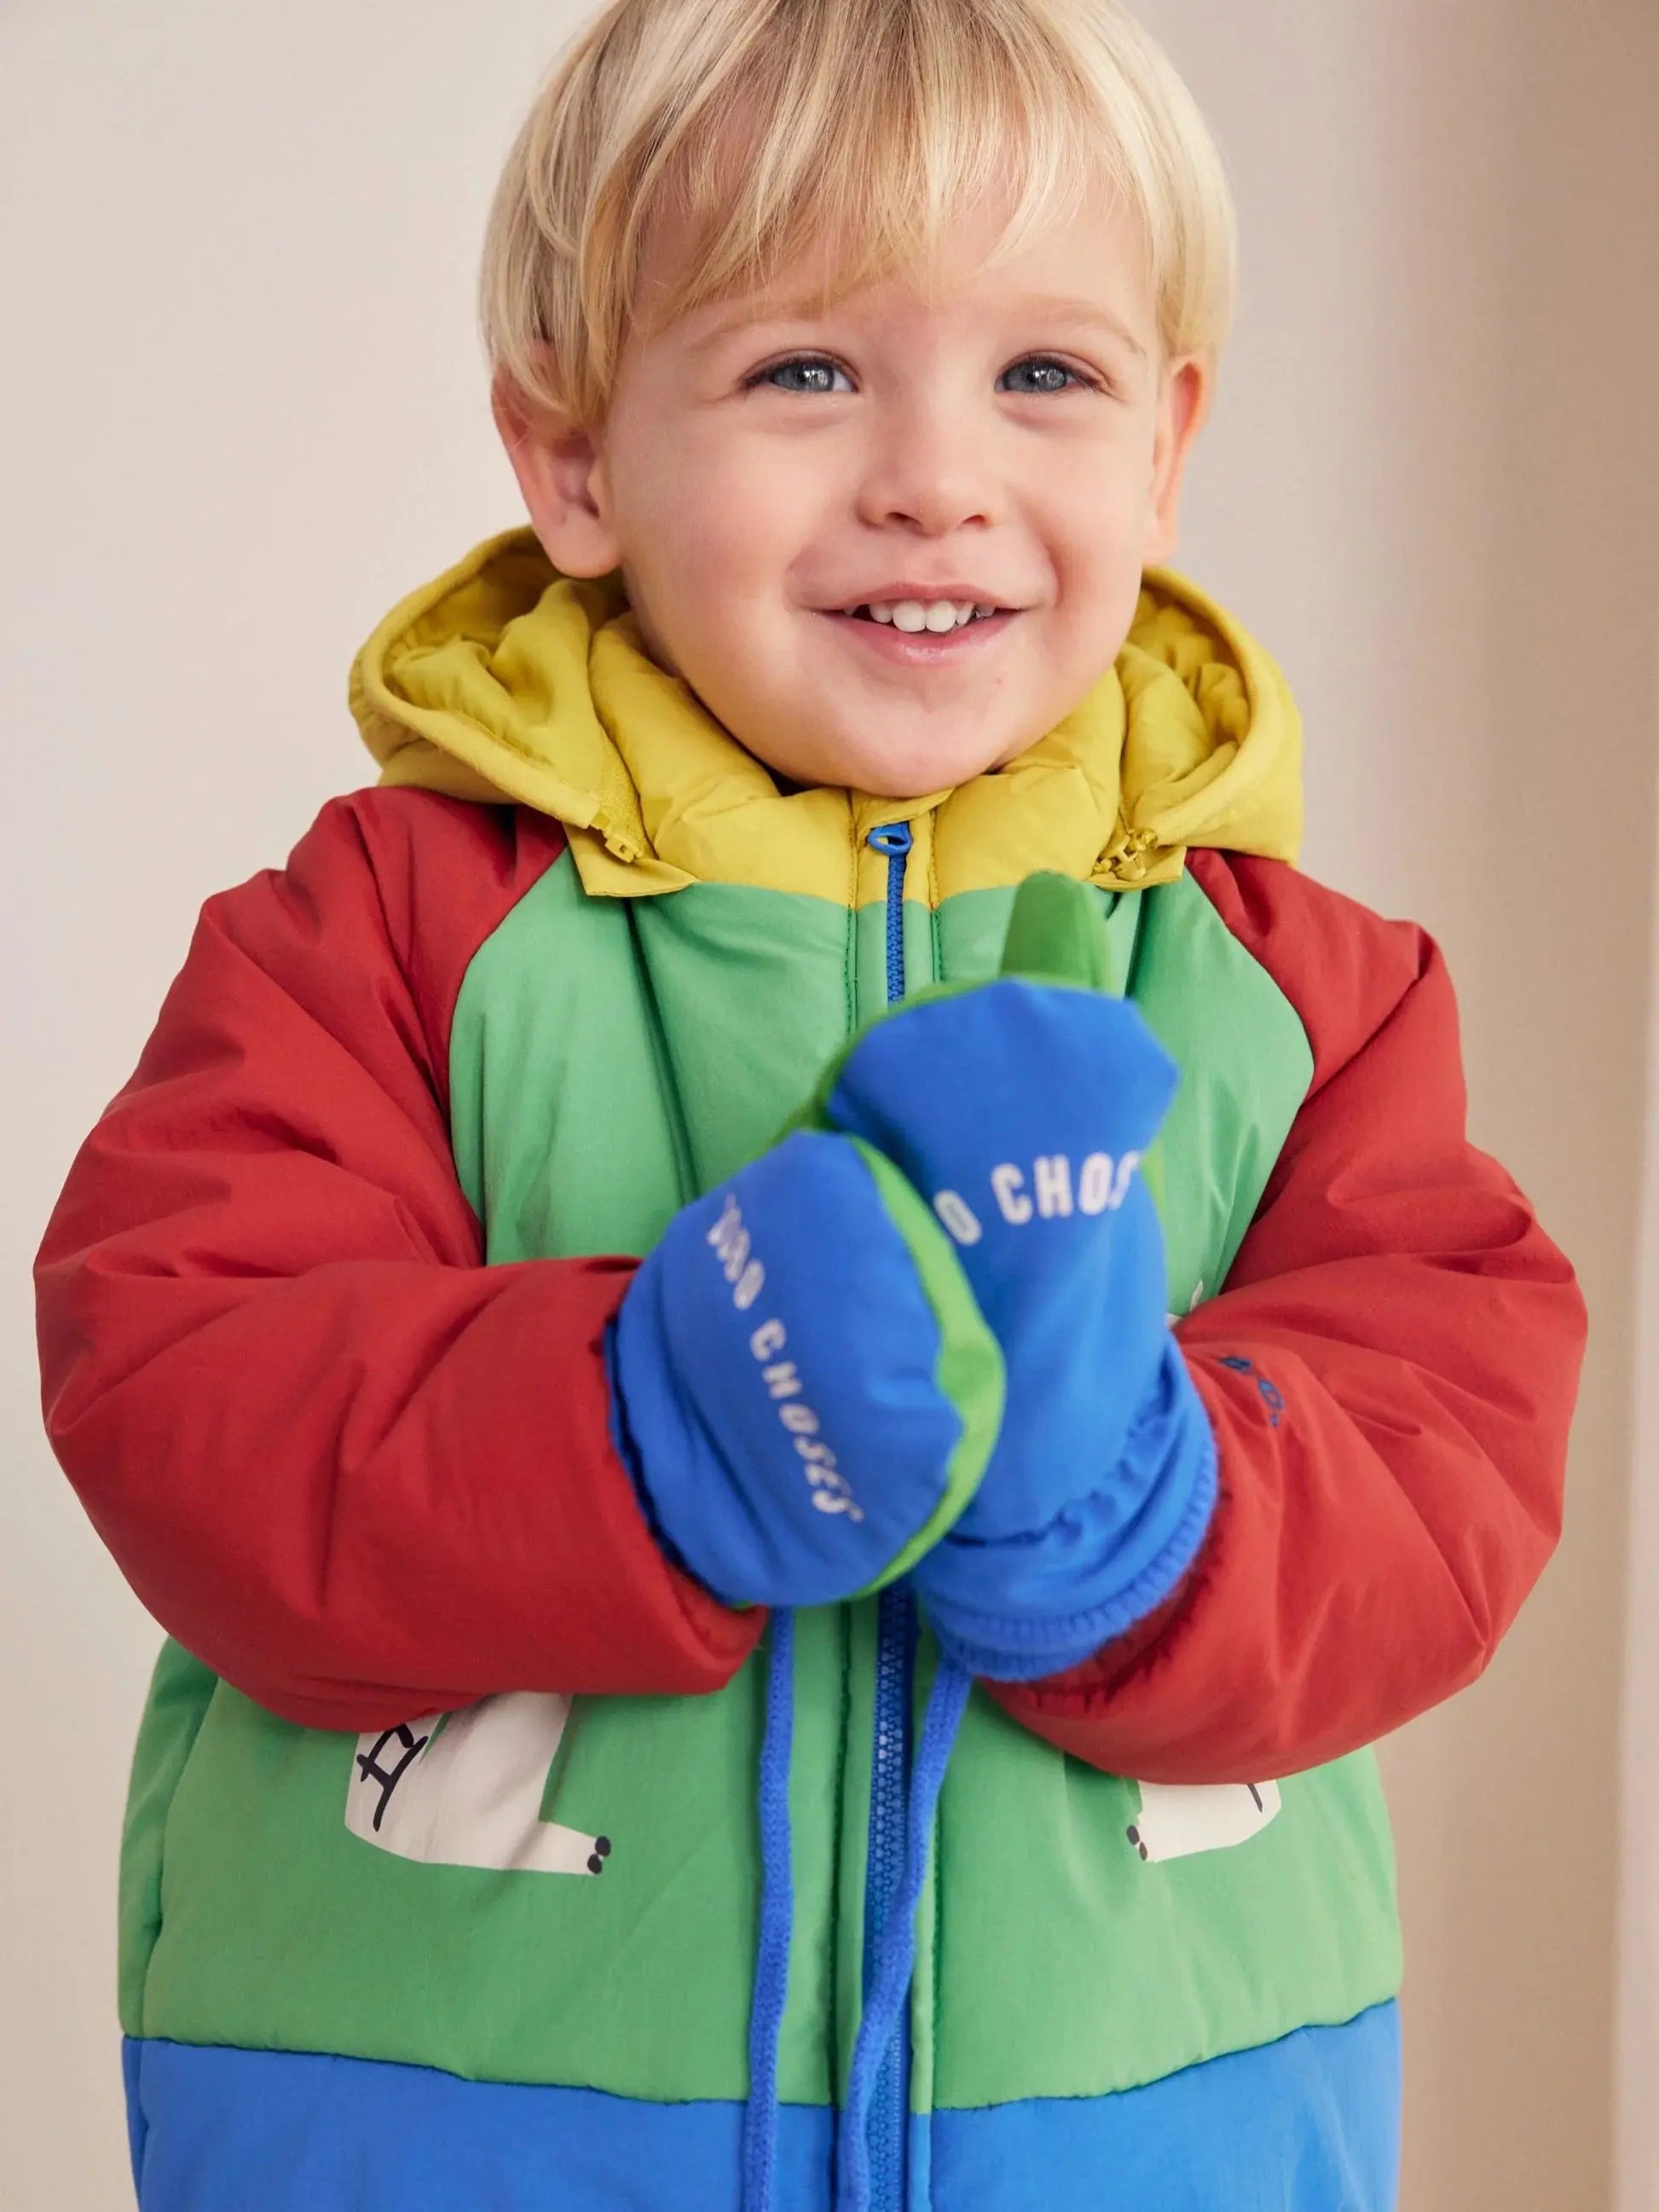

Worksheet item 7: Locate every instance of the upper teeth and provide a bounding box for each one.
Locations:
[865,599,996,632]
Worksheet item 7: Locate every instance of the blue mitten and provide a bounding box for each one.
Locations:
[608,1129,1005,1610]
[814,900,1217,1679]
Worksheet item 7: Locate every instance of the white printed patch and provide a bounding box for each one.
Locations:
[345,1691,610,1876]
[1126,1779,1281,1864]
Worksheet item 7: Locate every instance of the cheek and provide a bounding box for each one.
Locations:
[1045,448,1162,605]
[1048,520,1145,636]
[623,442,819,632]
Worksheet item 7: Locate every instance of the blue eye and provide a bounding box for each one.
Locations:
[998,356,1092,396]
[750,356,853,395]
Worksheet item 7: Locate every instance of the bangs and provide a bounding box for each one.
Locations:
[627,0,1127,335]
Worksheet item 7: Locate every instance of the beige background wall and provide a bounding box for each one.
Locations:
[1622,758,1659,2210]
[1144,5,1659,2209]
[3,3,1654,2207]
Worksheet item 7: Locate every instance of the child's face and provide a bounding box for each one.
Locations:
[499,191,1209,798]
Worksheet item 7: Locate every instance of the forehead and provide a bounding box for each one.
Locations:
[636,182,1160,356]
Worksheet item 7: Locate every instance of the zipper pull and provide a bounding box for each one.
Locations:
[865,822,913,857]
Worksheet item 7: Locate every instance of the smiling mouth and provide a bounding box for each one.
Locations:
[835,605,1009,623]
[820,604,1019,667]
[827,610,1021,637]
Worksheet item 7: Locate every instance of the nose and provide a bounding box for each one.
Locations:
[853,397,1000,539]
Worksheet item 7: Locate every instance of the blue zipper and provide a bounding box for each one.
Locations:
[867,821,913,1006]
[861,819,915,2212]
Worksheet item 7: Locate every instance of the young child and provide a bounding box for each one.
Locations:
[35,2,1587,2207]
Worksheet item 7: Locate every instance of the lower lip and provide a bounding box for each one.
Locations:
[819,611,1018,664]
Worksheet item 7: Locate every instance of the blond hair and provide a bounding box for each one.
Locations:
[480,0,1236,424]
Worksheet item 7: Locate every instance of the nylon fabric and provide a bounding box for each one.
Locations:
[120,2006,1398,2211]
[927,2001,1401,2210]
[117,866,1373,2119]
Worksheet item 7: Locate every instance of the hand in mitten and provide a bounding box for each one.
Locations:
[812,878,1217,1679]
[607,1129,1004,1610]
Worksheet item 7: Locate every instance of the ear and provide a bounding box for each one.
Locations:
[1142,353,1212,568]
[490,367,622,578]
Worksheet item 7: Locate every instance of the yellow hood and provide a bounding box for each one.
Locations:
[348,525,1302,903]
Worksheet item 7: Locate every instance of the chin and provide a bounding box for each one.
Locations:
[813,728,1013,800]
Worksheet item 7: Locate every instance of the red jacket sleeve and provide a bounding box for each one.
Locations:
[990,851,1587,1784]
[34,790,760,1734]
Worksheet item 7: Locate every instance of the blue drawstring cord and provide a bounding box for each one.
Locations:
[743,1607,798,2212]
[742,1623,974,2212]
[834,1653,973,2212]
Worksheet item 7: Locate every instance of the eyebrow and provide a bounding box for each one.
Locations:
[684,302,827,356]
[685,291,1152,362]
[1009,296,1150,361]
